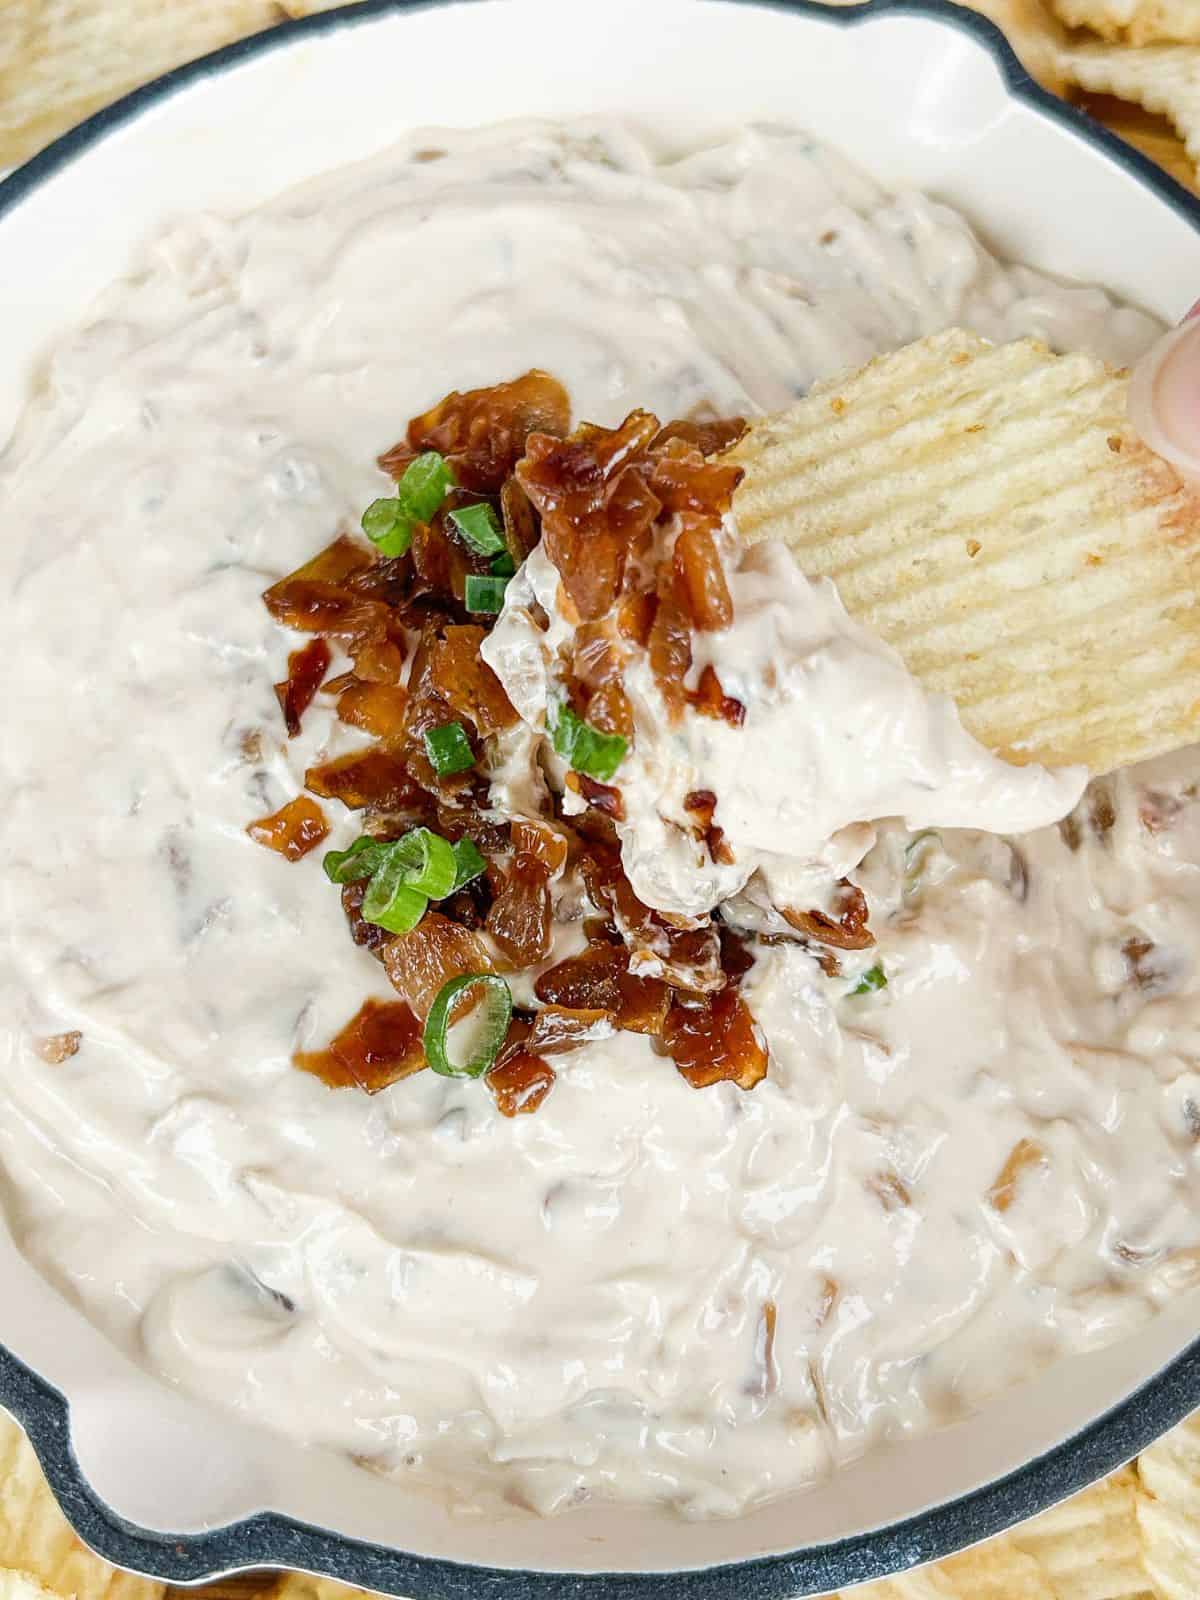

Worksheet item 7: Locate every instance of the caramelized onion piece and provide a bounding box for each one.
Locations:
[247,795,329,861]
[382,911,495,1019]
[616,972,670,1035]
[36,1031,82,1065]
[663,988,768,1091]
[568,772,625,821]
[617,589,657,648]
[648,563,693,723]
[989,1138,1046,1213]
[527,1006,612,1054]
[487,853,553,965]
[336,681,409,741]
[306,749,426,812]
[263,537,386,637]
[690,664,745,727]
[782,883,872,951]
[674,520,733,631]
[650,417,748,457]
[394,370,571,493]
[351,632,406,685]
[500,477,539,565]
[650,448,742,518]
[487,1052,556,1117]
[341,880,393,953]
[535,942,624,1012]
[429,625,517,735]
[296,998,425,1093]
[518,411,662,621]
[580,847,723,992]
[275,637,331,737]
[510,820,569,876]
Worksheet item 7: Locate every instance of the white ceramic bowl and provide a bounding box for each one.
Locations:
[2,2,1199,1594]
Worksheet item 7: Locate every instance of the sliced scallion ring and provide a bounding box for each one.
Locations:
[361,451,454,557]
[398,451,455,521]
[423,720,475,777]
[361,855,428,934]
[448,501,506,557]
[450,837,487,891]
[464,573,509,614]
[424,973,513,1078]
[550,701,627,782]
[389,827,458,900]
[850,964,887,997]
[323,835,390,885]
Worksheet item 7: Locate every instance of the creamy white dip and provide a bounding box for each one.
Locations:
[484,534,1085,919]
[1,121,1197,1521]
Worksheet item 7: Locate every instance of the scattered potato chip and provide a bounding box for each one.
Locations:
[0,1572,64,1600]
[1053,0,1200,46]
[1008,1466,1153,1598]
[727,328,1200,775]
[1136,1409,1200,1599]
[0,1411,164,1600]
[0,0,285,169]
[846,1468,1155,1599]
[1057,41,1200,167]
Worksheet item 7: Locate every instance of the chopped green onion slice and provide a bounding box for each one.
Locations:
[361,497,412,558]
[323,835,390,885]
[448,501,506,557]
[424,973,513,1078]
[388,827,458,900]
[850,964,888,997]
[423,720,475,777]
[550,702,628,783]
[398,451,455,521]
[464,573,509,614]
[451,837,487,891]
[490,551,517,578]
[361,856,428,934]
[361,452,454,558]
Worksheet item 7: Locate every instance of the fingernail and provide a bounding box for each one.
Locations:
[1129,318,1200,483]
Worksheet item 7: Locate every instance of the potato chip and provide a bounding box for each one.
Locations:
[1057,41,1200,168]
[1136,1409,1200,1600]
[0,1572,63,1600]
[727,328,1200,775]
[0,0,285,169]
[1052,0,1200,46]
[0,1411,164,1600]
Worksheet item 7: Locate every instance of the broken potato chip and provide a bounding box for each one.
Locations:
[727,328,1200,775]
[1052,0,1200,46]
[0,0,284,169]
[1058,41,1200,170]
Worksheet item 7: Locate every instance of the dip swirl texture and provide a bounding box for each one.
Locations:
[0,121,1195,1520]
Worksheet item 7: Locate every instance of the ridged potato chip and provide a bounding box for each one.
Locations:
[0,0,284,168]
[0,1412,163,1600]
[1053,0,1200,46]
[1136,1409,1200,1599]
[727,328,1200,775]
[1057,41,1200,168]
[847,1467,1153,1599]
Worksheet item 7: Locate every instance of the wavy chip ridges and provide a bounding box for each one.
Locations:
[727,328,1200,774]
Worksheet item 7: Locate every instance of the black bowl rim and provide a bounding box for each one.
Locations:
[1,1,1199,1593]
